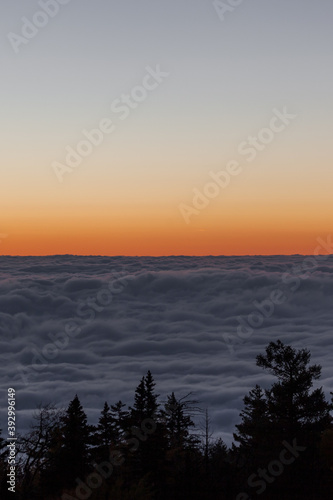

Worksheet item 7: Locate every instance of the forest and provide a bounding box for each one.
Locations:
[1,340,333,499]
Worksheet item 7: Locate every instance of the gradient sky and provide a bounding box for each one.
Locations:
[1,0,332,255]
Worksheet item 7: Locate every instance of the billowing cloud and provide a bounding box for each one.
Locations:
[0,255,332,445]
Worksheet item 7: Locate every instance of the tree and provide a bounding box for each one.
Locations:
[162,392,203,499]
[18,403,63,499]
[130,370,159,424]
[203,409,213,468]
[208,438,235,500]
[145,370,159,417]
[110,400,128,441]
[234,340,333,500]
[46,395,92,491]
[256,340,332,438]
[234,385,273,456]
[163,392,198,449]
[63,395,92,479]
[126,372,167,495]
[131,377,146,422]
[92,402,118,462]
[319,427,333,497]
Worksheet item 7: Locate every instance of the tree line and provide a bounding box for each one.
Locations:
[1,340,333,499]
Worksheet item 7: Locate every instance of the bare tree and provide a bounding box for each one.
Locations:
[18,403,64,498]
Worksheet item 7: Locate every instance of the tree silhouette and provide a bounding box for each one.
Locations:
[130,370,159,424]
[257,339,332,437]
[93,402,118,462]
[162,392,203,499]
[234,385,268,447]
[131,376,146,422]
[163,392,197,449]
[58,395,92,488]
[110,400,128,441]
[235,340,333,499]
[9,350,333,499]
[17,403,63,499]
[127,372,165,489]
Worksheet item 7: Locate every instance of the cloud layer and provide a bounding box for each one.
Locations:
[0,255,332,445]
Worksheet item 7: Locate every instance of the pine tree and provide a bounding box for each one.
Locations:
[208,438,235,499]
[162,393,203,499]
[234,385,272,452]
[234,341,333,499]
[93,402,117,461]
[127,372,166,492]
[163,392,196,449]
[257,340,332,438]
[130,370,159,424]
[131,376,146,423]
[145,370,159,417]
[58,395,92,488]
[110,400,128,440]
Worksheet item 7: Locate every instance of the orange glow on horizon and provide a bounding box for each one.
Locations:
[1,198,332,256]
[1,224,331,257]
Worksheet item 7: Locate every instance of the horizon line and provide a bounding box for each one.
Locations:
[0,253,332,258]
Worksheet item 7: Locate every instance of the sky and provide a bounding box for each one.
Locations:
[1,254,332,445]
[1,0,332,255]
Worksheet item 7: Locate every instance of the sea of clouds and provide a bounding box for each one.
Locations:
[0,255,332,445]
